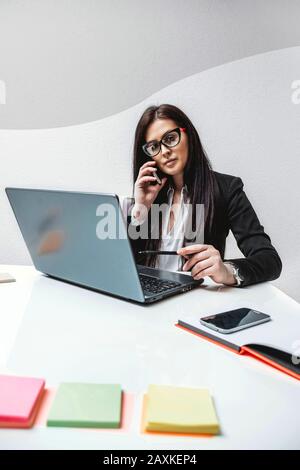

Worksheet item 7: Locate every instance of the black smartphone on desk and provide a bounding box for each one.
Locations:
[200,308,271,334]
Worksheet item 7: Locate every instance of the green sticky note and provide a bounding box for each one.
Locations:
[145,385,220,434]
[47,383,122,428]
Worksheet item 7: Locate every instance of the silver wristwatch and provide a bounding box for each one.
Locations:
[225,262,244,286]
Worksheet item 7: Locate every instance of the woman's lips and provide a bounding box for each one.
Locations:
[165,158,177,167]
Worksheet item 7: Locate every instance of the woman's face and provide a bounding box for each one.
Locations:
[144,119,189,177]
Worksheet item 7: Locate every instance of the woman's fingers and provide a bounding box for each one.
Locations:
[191,258,214,278]
[139,161,157,172]
[138,176,157,185]
[182,250,211,271]
[139,166,158,178]
[177,244,210,258]
[134,161,167,207]
[141,160,157,166]
[179,244,222,281]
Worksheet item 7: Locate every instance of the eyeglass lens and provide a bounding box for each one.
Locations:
[144,129,180,157]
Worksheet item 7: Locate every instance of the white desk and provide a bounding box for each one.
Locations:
[0,265,299,450]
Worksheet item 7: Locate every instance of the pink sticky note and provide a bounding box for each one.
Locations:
[0,375,45,428]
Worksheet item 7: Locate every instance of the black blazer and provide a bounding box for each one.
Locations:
[127,171,282,288]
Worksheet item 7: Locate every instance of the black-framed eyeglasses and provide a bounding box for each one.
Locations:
[142,127,186,158]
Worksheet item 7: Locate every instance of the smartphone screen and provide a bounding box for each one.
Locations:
[200,308,270,331]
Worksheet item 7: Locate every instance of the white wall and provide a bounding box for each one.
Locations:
[1,47,300,301]
[1,0,300,128]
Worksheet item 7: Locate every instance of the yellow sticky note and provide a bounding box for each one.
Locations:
[145,385,220,434]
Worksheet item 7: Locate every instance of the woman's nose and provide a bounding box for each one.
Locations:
[161,143,171,157]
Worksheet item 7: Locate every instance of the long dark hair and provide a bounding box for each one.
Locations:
[132,103,216,267]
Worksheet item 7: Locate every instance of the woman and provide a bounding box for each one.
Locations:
[127,103,282,287]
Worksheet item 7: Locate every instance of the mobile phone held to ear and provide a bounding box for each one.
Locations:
[200,308,271,334]
[150,167,166,186]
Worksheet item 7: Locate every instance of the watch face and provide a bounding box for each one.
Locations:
[225,262,243,285]
[233,264,243,282]
[231,266,243,285]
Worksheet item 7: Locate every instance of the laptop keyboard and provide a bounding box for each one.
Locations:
[139,274,181,295]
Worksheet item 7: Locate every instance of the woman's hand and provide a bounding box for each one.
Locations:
[133,161,167,213]
[177,244,236,285]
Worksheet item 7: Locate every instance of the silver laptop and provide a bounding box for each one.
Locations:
[6,188,203,304]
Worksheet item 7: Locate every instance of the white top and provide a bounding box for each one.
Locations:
[129,185,190,272]
[155,185,189,271]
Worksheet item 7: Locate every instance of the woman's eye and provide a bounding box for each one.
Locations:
[150,143,159,151]
[164,133,176,144]
[146,142,159,154]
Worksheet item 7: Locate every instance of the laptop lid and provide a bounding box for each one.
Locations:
[6,188,145,303]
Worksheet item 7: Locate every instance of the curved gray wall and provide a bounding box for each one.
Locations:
[1,0,300,129]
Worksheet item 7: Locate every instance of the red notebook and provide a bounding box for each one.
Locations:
[176,310,300,381]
